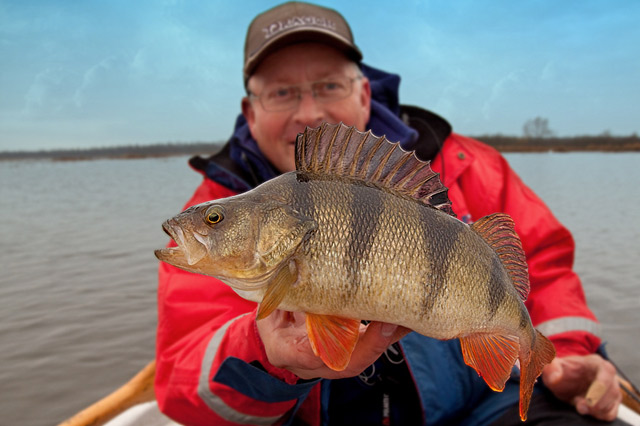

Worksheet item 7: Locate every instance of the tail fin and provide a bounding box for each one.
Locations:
[519,330,556,420]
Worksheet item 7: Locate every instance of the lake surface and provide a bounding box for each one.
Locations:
[0,153,638,425]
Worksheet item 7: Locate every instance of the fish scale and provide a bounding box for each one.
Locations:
[156,122,556,421]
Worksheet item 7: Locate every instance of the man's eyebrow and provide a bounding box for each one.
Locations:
[253,69,351,89]
[260,77,297,86]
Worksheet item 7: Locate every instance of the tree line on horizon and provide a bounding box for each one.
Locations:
[476,117,640,152]
[2,117,639,161]
[0,141,225,161]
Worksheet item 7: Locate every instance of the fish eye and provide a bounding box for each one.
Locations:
[205,207,224,225]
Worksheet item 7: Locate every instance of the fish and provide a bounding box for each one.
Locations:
[155,122,556,421]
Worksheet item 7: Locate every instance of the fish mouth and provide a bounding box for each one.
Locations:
[155,219,208,267]
[154,219,185,263]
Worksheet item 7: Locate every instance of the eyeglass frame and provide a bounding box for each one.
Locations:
[246,75,363,112]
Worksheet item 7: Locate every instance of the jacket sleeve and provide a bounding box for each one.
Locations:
[155,180,318,426]
[443,136,601,358]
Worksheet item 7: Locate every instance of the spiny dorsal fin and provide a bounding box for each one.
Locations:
[295,122,454,215]
[471,213,530,301]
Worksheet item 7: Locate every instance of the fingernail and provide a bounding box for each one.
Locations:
[548,371,561,383]
[577,402,589,415]
[381,323,398,337]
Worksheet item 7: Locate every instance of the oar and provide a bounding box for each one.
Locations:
[619,375,640,415]
[57,360,156,426]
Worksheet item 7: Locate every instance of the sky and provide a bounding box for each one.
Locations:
[1,0,639,152]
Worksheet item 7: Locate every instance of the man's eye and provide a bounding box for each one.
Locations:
[318,81,340,92]
[321,81,340,91]
[315,80,346,96]
[268,87,293,99]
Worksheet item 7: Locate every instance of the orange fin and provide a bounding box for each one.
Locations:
[518,330,556,421]
[471,213,530,301]
[295,123,455,216]
[460,333,520,392]
[256,262,297,320]
[305,314,361,371]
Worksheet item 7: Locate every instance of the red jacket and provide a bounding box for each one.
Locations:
[155,133,601,425]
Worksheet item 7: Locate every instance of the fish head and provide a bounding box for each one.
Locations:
[155,193,316,290]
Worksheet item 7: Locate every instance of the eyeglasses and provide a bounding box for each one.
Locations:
[248,76,362,112]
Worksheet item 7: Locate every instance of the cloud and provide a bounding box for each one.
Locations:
[482,71,520,120]
[23,67,67,115]
[540,61,556,81]
[73,56,117,108]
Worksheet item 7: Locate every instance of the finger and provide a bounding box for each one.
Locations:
[575,360,621,421]
[587,380,622,421]
[595,393,622,423]
[576,393,621,423]
[602,404,620,423]
[358,322,397,353]
[588,360,619,404]
[390,326,412,343]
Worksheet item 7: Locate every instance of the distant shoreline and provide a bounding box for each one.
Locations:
[2,135,639,161]
[478,135,640,153]
[0,142,224,162]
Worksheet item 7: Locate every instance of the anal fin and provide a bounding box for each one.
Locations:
[460,333,520,392]
[518,330,556,421]
[305,314,361,371]
[256,261,297,320]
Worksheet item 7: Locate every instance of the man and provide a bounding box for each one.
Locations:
[155,2,623,425]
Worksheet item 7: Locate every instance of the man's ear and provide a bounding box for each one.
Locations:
[359,77,372,124]
[241,96,255,128]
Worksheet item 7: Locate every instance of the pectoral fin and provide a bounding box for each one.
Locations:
[460,333,520,392]
[256,261,297,320]
[305,314,361,371]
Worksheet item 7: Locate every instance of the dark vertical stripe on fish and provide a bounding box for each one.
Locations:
[293,173,315,255]
[421,208,461,314]
[519,304,531,330]
[345,183,383,294]
[487,255,507,319]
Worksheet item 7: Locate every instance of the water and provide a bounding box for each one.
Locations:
[0,157,202,424]
[504,152,640,378]
[0,153,638,425]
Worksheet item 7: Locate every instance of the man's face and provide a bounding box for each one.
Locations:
[242,43,371,173]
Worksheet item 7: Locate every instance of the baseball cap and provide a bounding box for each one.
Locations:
[243,2,363,83]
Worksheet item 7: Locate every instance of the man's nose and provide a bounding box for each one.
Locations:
[292,91,324,127]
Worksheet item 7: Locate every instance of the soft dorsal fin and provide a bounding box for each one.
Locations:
[295,122,454,215]
[471,213,530,301]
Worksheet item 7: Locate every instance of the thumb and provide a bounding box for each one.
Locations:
[542,357,564,386]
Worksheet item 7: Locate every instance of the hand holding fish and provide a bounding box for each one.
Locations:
[542,354,622,421]
[256,309,410,380]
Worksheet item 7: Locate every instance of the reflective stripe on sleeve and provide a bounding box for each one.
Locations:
[197,313,282,426]
[535,316,602,338]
